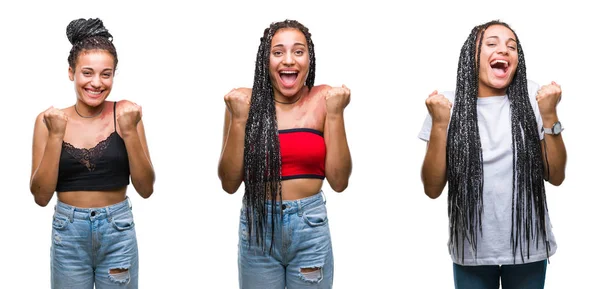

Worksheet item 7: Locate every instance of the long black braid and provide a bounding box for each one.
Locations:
[243,20,316,250]
[67,18,118,70]
[447,20,549,263]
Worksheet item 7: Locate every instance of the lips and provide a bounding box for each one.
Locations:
[84,88,104,98]
[490,59,509,78]
[279,70,298,88]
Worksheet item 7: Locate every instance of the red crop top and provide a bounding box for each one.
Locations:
[279,128,326,180]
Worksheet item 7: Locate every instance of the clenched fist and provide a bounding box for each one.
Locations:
[224,88,251,121]
[536,81,561,119]
[43,106,68,138]
[425,90,452,125]
[325,85,351,115]
[117,101,142,134]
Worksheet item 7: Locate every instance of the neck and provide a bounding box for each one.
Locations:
[274,86,306,105]
[75,101,104,118]
[478,83,507,98]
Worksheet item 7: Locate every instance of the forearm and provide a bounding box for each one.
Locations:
[218,120,246,194]
[324,114,352,192]
[541,115,567,186]
[30,136,62,206]
[122,131,155,198]
[421,124,448,199]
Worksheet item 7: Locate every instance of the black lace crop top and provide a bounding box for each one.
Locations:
[55,102,130,192]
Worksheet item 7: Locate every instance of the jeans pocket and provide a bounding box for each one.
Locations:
[302,204,328,227]
[111,210,135,231]
[52,213,70,230]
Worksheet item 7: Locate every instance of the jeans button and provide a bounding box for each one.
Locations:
[282,204,287,210]
[91,211,96,217]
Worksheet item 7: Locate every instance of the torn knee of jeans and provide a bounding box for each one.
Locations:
[299,267,323,283]
[108,267,130,284]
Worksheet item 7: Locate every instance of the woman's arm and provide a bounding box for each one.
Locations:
[117,100,155,198]
[30,108,68,207]
[537,82,567,186]
[323,85,352,192]
[421,91,452,199]
[218,88,251,194]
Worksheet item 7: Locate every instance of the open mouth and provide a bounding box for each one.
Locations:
[85,88,104,98]
[490,59,509,77]
[279,70,298,88]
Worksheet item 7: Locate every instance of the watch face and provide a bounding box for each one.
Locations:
[552,122,562,134]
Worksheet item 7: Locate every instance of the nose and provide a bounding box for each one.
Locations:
[496,43,509,55]
[91,74,101,87]
[283,52,295,65]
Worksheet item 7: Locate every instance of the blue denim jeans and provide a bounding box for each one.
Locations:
[453,260,547,289]
[51,198,138,289]
[238,192,334,289]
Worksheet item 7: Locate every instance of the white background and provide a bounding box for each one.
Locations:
[0,0,597,288]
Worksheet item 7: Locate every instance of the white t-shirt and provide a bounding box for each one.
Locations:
[418,80,556,265]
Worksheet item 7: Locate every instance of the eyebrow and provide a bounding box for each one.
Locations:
[272,43,307,48]
[81,67,114,71]
[486,36,517,43]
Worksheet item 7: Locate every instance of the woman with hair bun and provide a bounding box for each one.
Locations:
[30,18,154,288]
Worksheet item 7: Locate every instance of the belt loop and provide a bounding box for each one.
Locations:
[127,197,132,210]
[321,190,326,205]
[106,206,112,222]
[69,207,75,223]
[297,199,303,216]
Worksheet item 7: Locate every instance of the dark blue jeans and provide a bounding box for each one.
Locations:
[453,260,547,289]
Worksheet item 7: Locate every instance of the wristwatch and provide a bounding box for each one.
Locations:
[542,121,563,135]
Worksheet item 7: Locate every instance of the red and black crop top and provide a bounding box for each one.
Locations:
[55,102,130,192]
[279,128,326,180]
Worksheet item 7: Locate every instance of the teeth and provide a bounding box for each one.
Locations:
[491,60,508,66]
[280,71,298,74]
[87,90,102,95]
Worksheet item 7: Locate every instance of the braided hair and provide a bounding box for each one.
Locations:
[243,19,315,250]
[447,20,549,263]
[67,18,117,70]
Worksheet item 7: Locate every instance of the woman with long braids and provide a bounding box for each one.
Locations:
[218,19,351,288]
[30,18,154,288]
[419,20,566,288]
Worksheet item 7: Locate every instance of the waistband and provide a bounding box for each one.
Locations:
[54,197,132,222]
[244,191,326,215]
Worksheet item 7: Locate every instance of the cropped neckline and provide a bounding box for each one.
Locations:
[278,128,323,137]
[63,131,118,151]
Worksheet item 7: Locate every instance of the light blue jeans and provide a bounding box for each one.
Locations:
[238,192,334,289]
[51,198,138,288]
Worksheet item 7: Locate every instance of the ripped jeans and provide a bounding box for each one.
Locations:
[238,192,334,289]
[51,197,138,289]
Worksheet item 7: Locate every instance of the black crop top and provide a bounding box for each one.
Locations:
[55,102,130,192]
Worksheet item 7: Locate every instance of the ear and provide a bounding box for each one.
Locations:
[68,67,75,81]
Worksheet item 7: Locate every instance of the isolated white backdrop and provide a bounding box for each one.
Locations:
[0,0,597,288]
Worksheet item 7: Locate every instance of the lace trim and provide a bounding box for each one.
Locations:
[62,132,116,172]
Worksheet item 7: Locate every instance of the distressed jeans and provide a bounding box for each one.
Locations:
[238,192,334,289]
[51,197,138,288]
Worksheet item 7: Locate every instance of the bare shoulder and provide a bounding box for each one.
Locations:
[308,84,332,101]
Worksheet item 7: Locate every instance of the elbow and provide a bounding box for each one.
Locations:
[423,182,443,199]
[32,192,51,207]
[30,183,52,207]
[548,174,565,187]
[424,187,442,199]
[139,187,154,199]
[329,178,349,193]
[221,182,240,194]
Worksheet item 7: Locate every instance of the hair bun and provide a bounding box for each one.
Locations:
[66,18,113,45]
